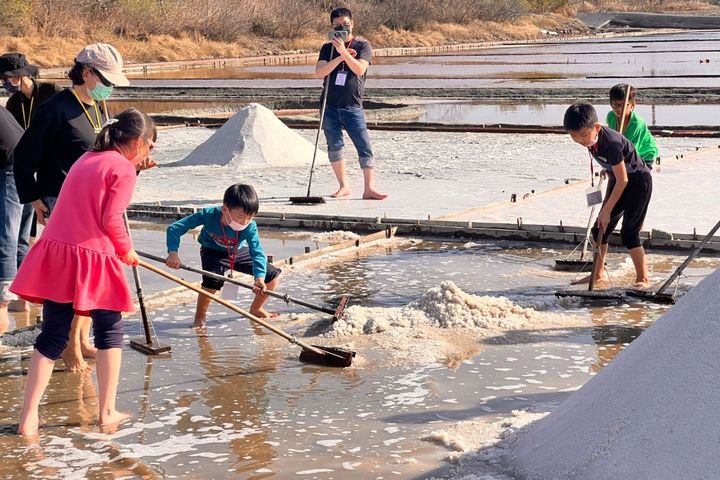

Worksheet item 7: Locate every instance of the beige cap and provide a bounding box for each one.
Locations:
[76,43,129,87]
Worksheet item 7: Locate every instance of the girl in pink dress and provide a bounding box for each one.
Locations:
[12,108,156,435]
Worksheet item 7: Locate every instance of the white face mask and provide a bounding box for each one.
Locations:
[224,210,250,232]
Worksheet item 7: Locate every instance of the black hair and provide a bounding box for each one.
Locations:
[563,103,598,131]
[68,61,86,86]
[609,83,637,103]
[223,184,259,216]
[91,108,157,152]
[331,7,352,22]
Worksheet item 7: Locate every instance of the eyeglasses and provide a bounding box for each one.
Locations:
[92,69,114,87]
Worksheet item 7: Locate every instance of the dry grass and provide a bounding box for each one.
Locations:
[0,0,718,68]
[0,15,586,68]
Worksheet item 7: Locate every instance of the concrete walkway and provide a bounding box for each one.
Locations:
[439,146,720,235]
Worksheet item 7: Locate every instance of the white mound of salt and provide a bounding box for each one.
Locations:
[325,281,575,337]
[177,103,327,169]
[311,230,360,244]
[504,268,720,480]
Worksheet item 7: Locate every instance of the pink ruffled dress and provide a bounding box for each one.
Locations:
[11,150,137,314]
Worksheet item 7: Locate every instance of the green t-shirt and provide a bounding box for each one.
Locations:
[606,110,659,164]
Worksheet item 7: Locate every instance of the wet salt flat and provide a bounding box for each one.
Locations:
[418,101,720,127]
[137,126,718,225]
[1,235,717,479]
[4,28,720,479]
[106,98,720,129]
[119,32,720,89]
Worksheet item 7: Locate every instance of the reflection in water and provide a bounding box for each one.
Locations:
[588,302,666,372]
[419,102,720,127]
[193,328,277,478]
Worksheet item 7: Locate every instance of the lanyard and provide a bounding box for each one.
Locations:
[588,149,596,187]
[70,88,106,133]
[339,39,354,72]
[219,217,240,278]
[21,96,34,130]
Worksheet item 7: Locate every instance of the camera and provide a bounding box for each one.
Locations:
[329,28,350,42]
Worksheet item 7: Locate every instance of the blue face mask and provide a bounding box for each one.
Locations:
[90,83,113,101]
[3,79,19,94]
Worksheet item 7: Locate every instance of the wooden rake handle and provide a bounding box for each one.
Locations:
[137,260,327,356]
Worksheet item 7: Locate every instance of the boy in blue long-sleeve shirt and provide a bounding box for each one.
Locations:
[165,184,281,327]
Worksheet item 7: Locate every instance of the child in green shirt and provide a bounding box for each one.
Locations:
[606,84,659,168]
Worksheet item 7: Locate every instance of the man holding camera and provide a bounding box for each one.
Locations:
[315,7,387,200]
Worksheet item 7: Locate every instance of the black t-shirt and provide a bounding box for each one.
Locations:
[0,107,23,170]
[5,81,63,130]
[13,88,108,203]
[318,38,372,107]
[590,126,650,178]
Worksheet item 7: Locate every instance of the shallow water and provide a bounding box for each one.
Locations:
[116,32,720,90]
[418,101,720,127]
[1,235,716,479]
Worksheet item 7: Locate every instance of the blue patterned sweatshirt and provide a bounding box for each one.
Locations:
[166,206,267,279]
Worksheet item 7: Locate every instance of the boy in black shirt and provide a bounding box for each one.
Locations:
[315,7,387,200]
[564,103,652,288]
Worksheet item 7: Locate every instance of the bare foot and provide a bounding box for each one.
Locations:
[250,309,279,319]
[80,343,97,359]
[98,411,131,432]
[362,188,388,200]
[633,280,651,289]
[330,187,351,198]
[192,318,206,328]
[18,414,41,437]
[8,299,30,312]
[61,349,91,373]
[570,273,606,286]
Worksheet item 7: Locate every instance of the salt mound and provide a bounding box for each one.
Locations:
[326,281,573,337]
[177,103,327,169]
[505,268,720,479]
[311,230,360,244]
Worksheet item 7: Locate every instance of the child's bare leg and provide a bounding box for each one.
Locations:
[628,245,649,287]
[571,243,608,285]
[249,277,279,318]
[96,347,130,426]
[61,316,90,372]
[18,351,55,435]
[78,316,96,358]
[194,287,216,327]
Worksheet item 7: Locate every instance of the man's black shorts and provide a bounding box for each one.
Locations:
[200,246,281,291]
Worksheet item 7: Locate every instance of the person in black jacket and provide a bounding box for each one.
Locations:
[1,53,62,130]
[1,52,63,311]
[0,107,24,327]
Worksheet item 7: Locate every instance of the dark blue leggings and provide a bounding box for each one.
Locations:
[35,300,124,360]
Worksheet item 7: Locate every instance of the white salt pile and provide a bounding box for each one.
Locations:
[326,281,577,337]
[498,268,720,479]
[311,230,360,244]
[176,103,327,169]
